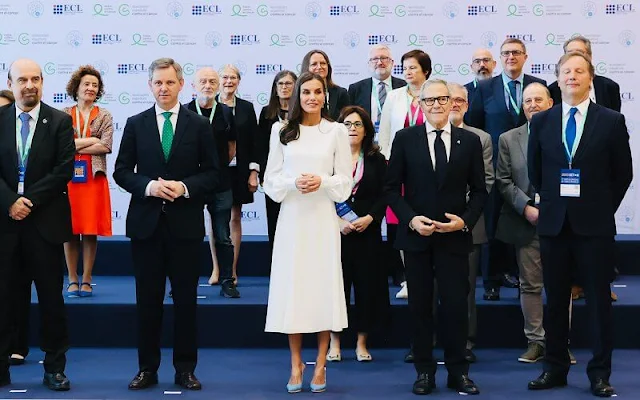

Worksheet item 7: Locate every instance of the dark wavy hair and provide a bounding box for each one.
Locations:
[401,50,432,80]
[337,106,380,156]
[301,49,337,88]
[66,65,105,101]
[265,70,297,120]
[279,72,330,145]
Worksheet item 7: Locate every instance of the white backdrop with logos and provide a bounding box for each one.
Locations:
[1,0,638,235]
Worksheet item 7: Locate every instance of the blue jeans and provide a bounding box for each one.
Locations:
[207,190,234,284]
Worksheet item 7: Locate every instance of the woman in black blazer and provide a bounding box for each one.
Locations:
[258,70,297,266]
[217,64,260,283]
[301,50,350,121]
[327,105,390,362]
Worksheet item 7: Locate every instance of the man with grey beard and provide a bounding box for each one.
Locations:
[465,48,497,101]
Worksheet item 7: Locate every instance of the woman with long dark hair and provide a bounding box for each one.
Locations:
[301,50,350,121]
[258,70,297,265]
[263,72,352,393]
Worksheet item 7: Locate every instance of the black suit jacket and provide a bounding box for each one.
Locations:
[347,76,406,117]
[327,85,350,121]
[384,125,488,253]
[345,151,388,225]
[528,102,632,237]
[257,106,280,184]
[0,103,74,244]
[465,74,547,157]
[548,75,621,112]
[113,105,219,240]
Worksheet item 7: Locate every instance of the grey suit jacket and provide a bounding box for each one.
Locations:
[495,123,536,246]
[462,124,494,245]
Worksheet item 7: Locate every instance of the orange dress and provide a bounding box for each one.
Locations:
[67,106,112,236]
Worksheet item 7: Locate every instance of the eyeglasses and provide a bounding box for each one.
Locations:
[369,56,391,64]
[421,96,450,106]
[221,75,239,81]
[500,50,525,57]
[472,57,493,65]
[277,81,294,87]
[343,121,364,129]
[451,97,467,105]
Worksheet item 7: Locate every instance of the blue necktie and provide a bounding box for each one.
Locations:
[19,112,31,166]
[565,107,578,160]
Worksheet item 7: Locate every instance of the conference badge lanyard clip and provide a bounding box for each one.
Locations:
[560,110,586,198]
[72,106,93,183]
[335,151,364,222]
[16,117,36,195]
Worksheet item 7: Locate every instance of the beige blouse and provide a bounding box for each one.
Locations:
[63,106,114,176]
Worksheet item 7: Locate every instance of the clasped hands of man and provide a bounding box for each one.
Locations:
[410,213,465,236]
[9,197,33,220]
[149,177,186,201]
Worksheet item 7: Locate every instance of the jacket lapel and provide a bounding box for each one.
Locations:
[2,105,18,173]
[25,102,51,169]
[442,127,461,189]
[168,106,189,161]
[144,107,166,164]
[416,126,435,178]
[493,77,510,115]
[572,102,599,164]
[593,75,605,105]
[517,124,528,161]
[363,79,373,116]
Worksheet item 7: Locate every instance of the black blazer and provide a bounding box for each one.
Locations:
[113,105,219,240]
[216,95,259,204]
[528,102,632,237]
[327,85,350,121]
[347,76,406,117]
[0,103,75,244]
[384,125,488,253]
[548,75,621,112]
[186,100,235,193]
[257,106,280,183]
[345,151,388,226]
[464,80,477,103]
[465,74,547,156]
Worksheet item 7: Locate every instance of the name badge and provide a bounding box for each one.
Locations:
[560,169,580,198]
[335,201,359,222]
[229,156,237,167]
[72,160,88,183]
[374,120,380,134]
[534,193,541,206]
[17,166,25,195]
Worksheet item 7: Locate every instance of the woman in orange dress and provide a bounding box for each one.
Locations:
[63,65,113,297]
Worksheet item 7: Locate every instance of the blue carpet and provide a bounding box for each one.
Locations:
[3,348,636,399]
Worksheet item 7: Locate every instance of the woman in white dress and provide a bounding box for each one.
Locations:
[263,72,352,393]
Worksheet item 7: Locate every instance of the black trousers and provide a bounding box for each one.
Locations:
[0,223,69,374]
[131,216,201,374]
[540,219,613,382]
[405,247,469,377]
[10,273,31,358]
[483,187,517,289]
[265,194,281,273]
[385,223,404,281]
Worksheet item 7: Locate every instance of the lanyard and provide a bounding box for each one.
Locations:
[195,100,217,124]
[75,105,93,138]
[16,113,37,168]
[372,81,385,117]
[504,80,522,115]
[351,150,365,195]
[562,106,588,168]
[473,79,477,89]
[406,88,423,127]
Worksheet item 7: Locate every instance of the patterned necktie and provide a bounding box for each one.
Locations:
[161,111,173,161]
[377,81,387,122]
[19,112,31,166]
[565,107,578,160]
[434,129,448,184]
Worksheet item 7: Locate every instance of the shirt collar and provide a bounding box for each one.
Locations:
[372,75,392,87]
[562,97,590,117]
[425,121,452,135]
[501,71,524,86]
[15,102,41,122]
[155,102,181,116]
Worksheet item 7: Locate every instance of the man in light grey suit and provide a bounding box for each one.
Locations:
[448,83,494,363]
[495,82,552,363]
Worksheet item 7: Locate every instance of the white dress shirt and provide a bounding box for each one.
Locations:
[370,75,392,123]
[561,97,590,162]
[425,121,452,170]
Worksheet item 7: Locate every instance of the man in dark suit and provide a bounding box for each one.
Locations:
[527,52,632,398]
[385,79,487,395]
[548,36,621,112]
[113,58,219,391]
[348,44,406,130]
[0,58,75,391]
[464,38,547,301]
[464,48,497,101]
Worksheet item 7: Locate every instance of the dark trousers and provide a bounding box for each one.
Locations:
[341,228,390,333]
[207,189,234,284]
[10,273,31,358]
[483,188,517,289]
[405,248,469,377]
[265,193,281,272]
[0,224,69,374]
[385,223,404,281]
[540,219,613,381]
[131,216,201,374]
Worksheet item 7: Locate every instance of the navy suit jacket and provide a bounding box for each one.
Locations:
[464,80,477,103]
[348,76,406,118]
[548,75,621,112]
[528,102,632,237]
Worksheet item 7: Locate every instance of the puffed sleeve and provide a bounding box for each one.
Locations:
[319,123,352,203]
[263,122,297,203]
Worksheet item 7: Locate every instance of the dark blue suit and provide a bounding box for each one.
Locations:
[528,102,632,381]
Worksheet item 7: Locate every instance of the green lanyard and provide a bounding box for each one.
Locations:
[16,112,37,167]
[504,80,523,115]
[195,100,217,124]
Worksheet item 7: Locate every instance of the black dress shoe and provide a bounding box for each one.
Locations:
[447,374,479,395]
[412,373,435,395]
[591,378,615,397]
[9,355,25,366]
[404,349,414,363]
[43,372,70,391]
[528,372,567,390]
[175,372,202,390]
[128,371,158,390]
[483,288,500,301]
[465,349,477,363]
[220,281,240,298]
[501,273,520,288]
[0,371,10,387]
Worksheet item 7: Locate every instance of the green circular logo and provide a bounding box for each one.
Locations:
[257,92,268,105]
[433,34,445,47]
[183,63,195,76]
[295,34,308,46]
[157,33,169,46]
[458,63,470,75]
[118,4,130,16]
[395,5,406,17]
[18,33,30,45]
[118,92,131,104]
[257,4,268,16]
[44,62,56,75]
[533,4,544,16]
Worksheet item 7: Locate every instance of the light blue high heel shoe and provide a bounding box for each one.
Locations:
[286,365,305,394]
[310,367,327,393]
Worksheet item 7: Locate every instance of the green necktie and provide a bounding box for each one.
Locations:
[161,111,173,160]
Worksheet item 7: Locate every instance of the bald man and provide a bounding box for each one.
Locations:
[0,59,75,391]
[465,48,497,101]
